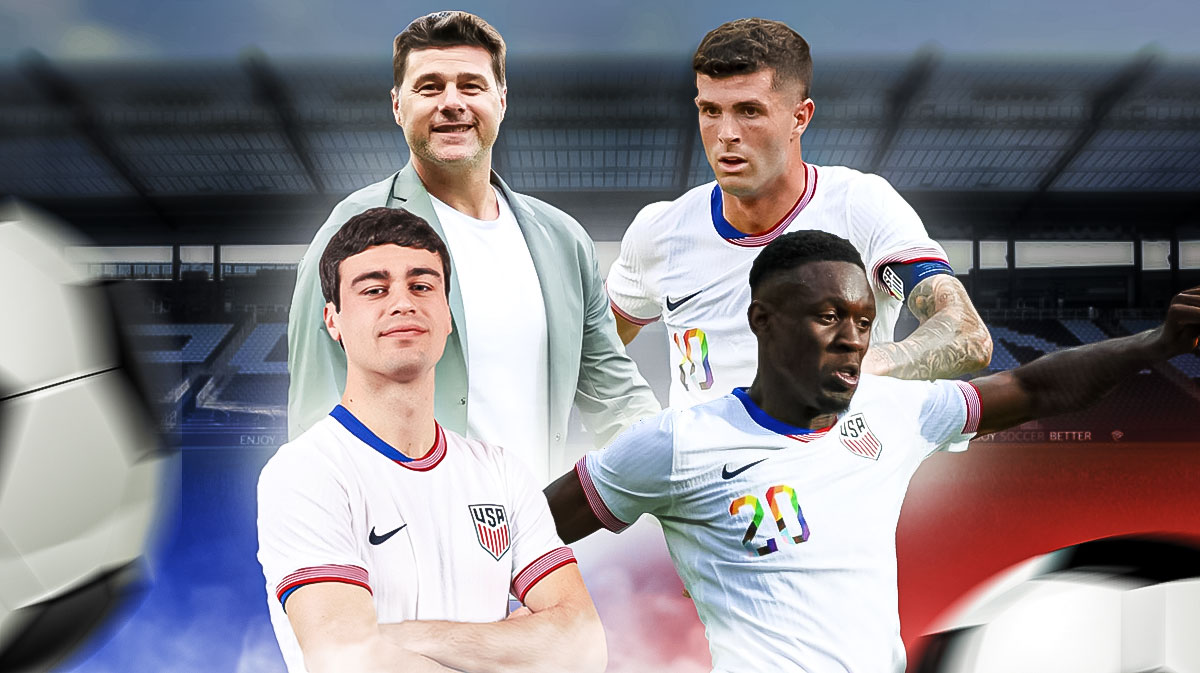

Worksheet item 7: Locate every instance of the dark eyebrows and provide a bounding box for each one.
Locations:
[410,72,489,88]
[349,267,441,287]
[409,72,443,88]
[821,295,877,319]
[350,269,391,287]
[733,99,767,110]
[694,97,768,109]
[408,267,442,282]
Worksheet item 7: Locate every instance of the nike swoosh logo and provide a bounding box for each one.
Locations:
[665,291,702,312]
[721,458,767,480]
[368,524,408,545]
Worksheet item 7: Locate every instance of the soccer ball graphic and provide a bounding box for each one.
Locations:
[914,536,1200,673]
[0,202,168,672]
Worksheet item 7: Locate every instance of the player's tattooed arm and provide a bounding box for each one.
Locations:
[381,564,606,673]
[862,273,992,380]
[971,286,1200,436]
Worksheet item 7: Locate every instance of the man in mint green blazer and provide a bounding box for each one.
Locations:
[287,11,659,480]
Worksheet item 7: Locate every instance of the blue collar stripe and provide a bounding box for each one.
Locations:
[329,405,413,462]
[710,185,749,240]
[731,388,816,436]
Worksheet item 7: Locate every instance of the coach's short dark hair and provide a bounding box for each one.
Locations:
[693,18,813,98]
[749,231,865,295]
[393,11,506,89]
[319,207,452,311]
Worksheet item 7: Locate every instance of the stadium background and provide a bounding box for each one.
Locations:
[3,1,1200,670]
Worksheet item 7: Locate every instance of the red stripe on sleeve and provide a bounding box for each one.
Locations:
[605,281,660,326]
[575,457,631,533]
[953,380,983,434]
[275,564,371,603]
[511,547,577,603]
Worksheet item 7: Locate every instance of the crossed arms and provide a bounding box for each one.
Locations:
[286,564,605,673]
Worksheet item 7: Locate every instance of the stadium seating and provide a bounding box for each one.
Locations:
[985,320,1085,371]
[1059,319,1109,345]
[218,373,290,405]
[130,323,233,364]
[1121,320,1200,379]
[229,323,288,374]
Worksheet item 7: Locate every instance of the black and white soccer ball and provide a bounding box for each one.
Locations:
[914,536,1200,673]
[0,202,169,672]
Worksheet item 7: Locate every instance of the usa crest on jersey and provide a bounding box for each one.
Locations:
[469,504,510,560]
[839,413,883,460]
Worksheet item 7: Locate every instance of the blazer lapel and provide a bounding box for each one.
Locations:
[494,174,568,432]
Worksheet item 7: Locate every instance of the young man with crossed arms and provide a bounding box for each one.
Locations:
[260,208,605,673]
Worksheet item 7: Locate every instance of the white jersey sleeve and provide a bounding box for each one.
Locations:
[504,451,577,603]
[606,201,673,325]
[846,173,949,294]
[917,379,983,456]
[576,411,677,532]
[257,444,370,609]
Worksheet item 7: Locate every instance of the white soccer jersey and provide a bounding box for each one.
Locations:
[578,376,981,673]
[607,164,950,409]
[258,406,575,673]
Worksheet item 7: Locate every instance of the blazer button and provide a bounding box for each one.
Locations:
[554,433,562,442]
[459,397,467,405]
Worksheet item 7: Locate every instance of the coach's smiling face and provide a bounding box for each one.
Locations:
[392,45,506,170]
[748,260,874,426]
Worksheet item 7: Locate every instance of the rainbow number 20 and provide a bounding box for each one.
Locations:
[728,485,811,557]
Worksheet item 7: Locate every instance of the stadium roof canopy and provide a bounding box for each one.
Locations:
[1,51,1198,244]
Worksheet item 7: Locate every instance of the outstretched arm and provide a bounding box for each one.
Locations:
[381,564,605,673]
[863,273,993,380]
[971,286,1200,436]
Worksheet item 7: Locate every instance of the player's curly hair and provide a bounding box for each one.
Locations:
[693,18,813,98]
[392,11,506,89]
[319,207,452,311]
[749,230,865,296]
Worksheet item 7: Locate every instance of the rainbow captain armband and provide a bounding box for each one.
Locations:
[880,260,955,302]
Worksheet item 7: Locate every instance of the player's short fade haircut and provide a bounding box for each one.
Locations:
[749,230,865,296]
[319,207,452,311]
[693,18,813,98]
[392,11,507,89]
